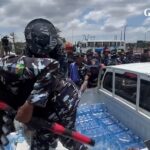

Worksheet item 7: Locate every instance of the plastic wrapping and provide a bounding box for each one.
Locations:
[76,103,147,150]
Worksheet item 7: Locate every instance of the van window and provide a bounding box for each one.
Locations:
[103,72,113,92]
[115,73,137,104]
[140,79,150,112]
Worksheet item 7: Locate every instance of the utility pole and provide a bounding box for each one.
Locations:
[124,25,127,41]
[123,25,127,51]
[145,32,147,41]
[114,35,117,40]
[71,28,74,44]
[120,30,122,41]
[147,31,150,41]
[0,34,2,57]
[145,31,150,42]
[10,32,16,52]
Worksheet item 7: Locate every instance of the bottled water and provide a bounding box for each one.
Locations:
[91,103,107,113]
[126,130,142,143]
[114,131,134,146]
[107,124,124,134]
[118,122,129,131]
[16,130,26,143]
[76,103,146,150]
[92,112,109,119]
[77,103,91,115]
[101,117,115,125]
[109,115,119,123]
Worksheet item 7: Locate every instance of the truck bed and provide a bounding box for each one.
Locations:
[76,88,147,150]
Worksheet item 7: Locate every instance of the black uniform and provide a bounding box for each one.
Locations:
[1,36,10,55]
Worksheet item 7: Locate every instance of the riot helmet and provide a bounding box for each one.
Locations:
[24,18,58,57]
[1,36,9,46]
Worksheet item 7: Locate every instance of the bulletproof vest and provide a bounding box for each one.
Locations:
[33,76,79,121]
[0,55,58,110]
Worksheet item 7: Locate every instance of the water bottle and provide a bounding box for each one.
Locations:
[2,132,18,150]
[118,122,129,131]
[16,129,26,143]
[114,131,134,147]
[101,117,115,126]
[107,124,124,135]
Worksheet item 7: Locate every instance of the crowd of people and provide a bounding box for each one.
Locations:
[65,45,150,94]
[66,49,135,92]
[68,51,100,90]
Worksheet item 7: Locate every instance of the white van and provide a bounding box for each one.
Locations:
[98,63,150,143]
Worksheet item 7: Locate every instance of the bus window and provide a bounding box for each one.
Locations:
[117,42,120,46]
[111,42,116,46]
[110,42,114,46]
[121,42,124,46]
[103,42,109,47]
[95,42,102,47]
[87,42,94,47]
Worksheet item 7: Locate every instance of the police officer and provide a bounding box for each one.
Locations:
[0,18,87,150]
[1,36,11,56]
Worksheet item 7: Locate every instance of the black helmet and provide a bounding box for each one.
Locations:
[24,18,58,57]
[1,36,9,45]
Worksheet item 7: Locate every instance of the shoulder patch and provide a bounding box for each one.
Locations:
[16,64,25,76]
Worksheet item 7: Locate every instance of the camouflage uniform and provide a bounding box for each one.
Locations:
[0,55,86,150]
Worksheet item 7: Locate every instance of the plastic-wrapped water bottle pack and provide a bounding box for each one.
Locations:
[76,103,147,150]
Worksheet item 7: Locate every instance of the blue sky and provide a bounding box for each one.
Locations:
[127,15,145,27]
[0,0,150,42]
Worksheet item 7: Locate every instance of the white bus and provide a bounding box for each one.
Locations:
[81,40,126,52]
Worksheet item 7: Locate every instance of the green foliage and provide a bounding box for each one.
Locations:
[14,42,25,55]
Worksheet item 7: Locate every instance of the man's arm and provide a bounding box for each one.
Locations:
[79,75,89,94]
[15,70,53,123]
[15,101,34,123]
[15,61,59,123]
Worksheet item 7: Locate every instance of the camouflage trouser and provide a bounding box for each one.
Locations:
[31,112,88,150]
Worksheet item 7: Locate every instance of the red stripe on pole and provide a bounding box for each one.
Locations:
[72,131,92,144]
[50,123,95,146]
[50,123,65,134]
[0,101,9,110]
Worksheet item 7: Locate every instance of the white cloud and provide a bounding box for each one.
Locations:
[143,18,150,26]
[84,10,107,22]
[0,0,149,42]
[66,19,87,29]
[104,18,127,29]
